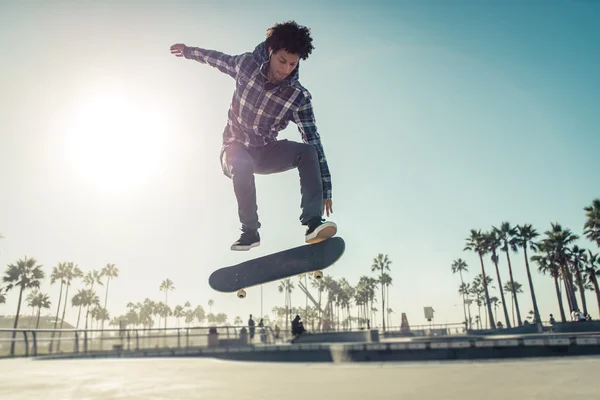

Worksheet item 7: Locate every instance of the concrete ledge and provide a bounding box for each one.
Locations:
[551,321,600,333]
[292,329,379,344]
[34,334,600,363]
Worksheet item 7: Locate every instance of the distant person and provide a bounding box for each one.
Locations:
[291,314,306,337]
[248,314,255,339]
[274,324,281,339]
[571,309,578,321]
[549,314,556,325]
[258,318,266,343]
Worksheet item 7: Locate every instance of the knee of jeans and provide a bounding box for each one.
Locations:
[302,144,318,161]
[229,158,254,177]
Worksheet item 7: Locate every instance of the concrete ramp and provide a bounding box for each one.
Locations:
[292,330,379,344]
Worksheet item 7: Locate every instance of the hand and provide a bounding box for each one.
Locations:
[322,199,333,217]
[170,43,187,57]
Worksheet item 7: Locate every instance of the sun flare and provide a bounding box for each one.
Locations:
[63,91,170,192]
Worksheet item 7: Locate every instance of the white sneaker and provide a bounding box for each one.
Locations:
[305,219,337,244]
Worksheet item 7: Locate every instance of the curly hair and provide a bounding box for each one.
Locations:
[265,21,314,60]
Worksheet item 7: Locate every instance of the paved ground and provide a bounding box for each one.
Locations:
[1,355,599,399]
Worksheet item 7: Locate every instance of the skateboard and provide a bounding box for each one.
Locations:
[209,236,345,298]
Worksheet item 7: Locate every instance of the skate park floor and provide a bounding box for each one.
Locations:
[1,355,598,399]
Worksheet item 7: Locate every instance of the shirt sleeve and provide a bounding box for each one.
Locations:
[183,46,245,78]
[292,95,332,200]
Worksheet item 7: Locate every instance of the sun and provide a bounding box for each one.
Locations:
[63,91,170,193]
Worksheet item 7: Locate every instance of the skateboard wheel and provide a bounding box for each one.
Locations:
[237,289,246,298]
[313,270,323,280]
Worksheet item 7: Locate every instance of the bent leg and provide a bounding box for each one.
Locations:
[221,143,261,231]
[253,140,322,225]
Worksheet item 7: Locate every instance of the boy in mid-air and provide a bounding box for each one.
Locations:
[171,21,336,251]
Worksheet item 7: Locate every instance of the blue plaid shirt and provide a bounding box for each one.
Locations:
[183,42,332,200]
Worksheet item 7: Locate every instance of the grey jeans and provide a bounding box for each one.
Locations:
[220,139,323,231]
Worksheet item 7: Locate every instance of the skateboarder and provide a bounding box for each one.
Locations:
[170,21,336,250]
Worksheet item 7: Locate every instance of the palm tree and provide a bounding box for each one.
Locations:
[464,229,496,329]
[451,258,469,327]
[379,273,392,330]
[81,289,100,329]
[208,299,214,314]
[503,280,523,327]
[100,263,119,330]
[173,305,184,327]
[0,286,6,304]
[515,224,541,323]
[458,282,472,329]
[532,252,566,322]
[160,279,175,329]
[52,262,83,352]
[72,289,86,328]
[486,230,511,328]
[50,262,67,332]
[278,278,294,329]
[584,199,600,247]
[583,250,600,317]
[570,245,588,316]
[371,253,391,331]
[83,270,103,329]
[494,222,523,326]
[542,223,579,313]
[2,256,45,355]
[26,289,40,327]
[31,292,51,329]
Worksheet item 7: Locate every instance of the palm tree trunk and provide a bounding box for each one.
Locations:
[381,273,385,331]
[76,305,82,329]
[493,255,511,328]
[560,265,578,312]
[459,271,468,328]
[504,250,523,325]
[591,274,600,318]
[523,246,541,323]
[554,276,567,322]
[575,269,588,315]
[52,282,63,330]
[10,286,25,356]
[102,277,111,331]
[479,254,496,329]
[511,296,515,326]
[49,281,64,352]
[36,307,42,329]
[466,302,472,330]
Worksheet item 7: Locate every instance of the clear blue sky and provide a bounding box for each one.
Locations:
[1,0,599,328]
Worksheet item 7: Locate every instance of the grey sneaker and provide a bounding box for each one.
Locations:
[305,218,337,244]
[231,229,260,251]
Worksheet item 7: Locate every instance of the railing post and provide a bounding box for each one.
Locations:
[32,331,37,356]
[22,331,29,357]
[75,331,79,353]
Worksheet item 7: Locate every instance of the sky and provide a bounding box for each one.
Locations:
[1,0,599,330]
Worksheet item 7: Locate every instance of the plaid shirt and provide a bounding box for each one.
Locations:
[183,42,332,200]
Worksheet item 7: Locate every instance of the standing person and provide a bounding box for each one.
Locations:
[170,21,337,251]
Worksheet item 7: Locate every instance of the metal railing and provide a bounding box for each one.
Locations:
[0,325,282,358]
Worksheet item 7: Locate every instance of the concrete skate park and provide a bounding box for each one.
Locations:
[2,321,600,399]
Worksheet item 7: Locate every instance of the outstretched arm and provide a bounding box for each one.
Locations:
[292,96,333,202]
[170,43,245,78]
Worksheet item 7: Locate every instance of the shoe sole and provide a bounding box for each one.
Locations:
[305,223,337,244]
[231,242,260,251]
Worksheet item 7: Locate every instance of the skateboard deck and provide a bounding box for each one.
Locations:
[209,236,345,297]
